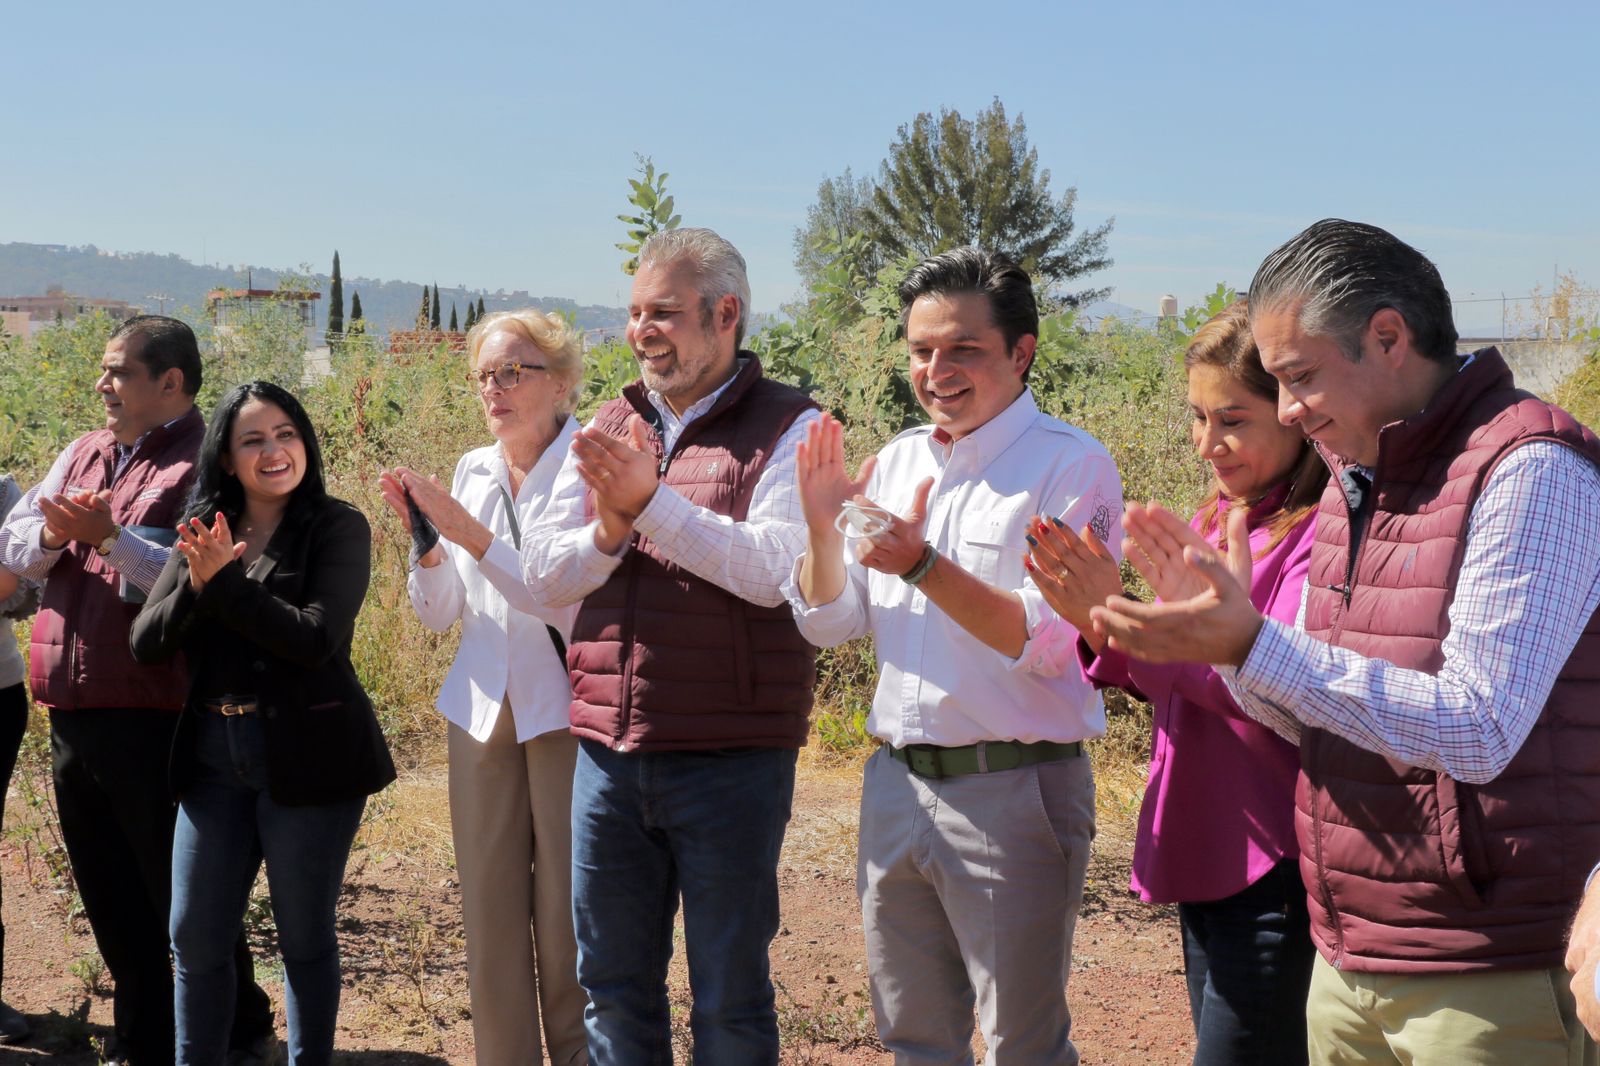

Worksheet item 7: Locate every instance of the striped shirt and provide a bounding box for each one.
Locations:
[1222,441,1600,785]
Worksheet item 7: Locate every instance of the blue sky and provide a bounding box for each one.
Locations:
[5,0,1596,332]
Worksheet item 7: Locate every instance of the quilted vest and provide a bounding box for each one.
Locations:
[1298,348,1600,973]
[30,407,204,711]
[568,355,819,752]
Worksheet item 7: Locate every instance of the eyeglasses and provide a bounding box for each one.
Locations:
[471,363,547,391]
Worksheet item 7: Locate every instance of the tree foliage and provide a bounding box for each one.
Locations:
[326,250,344,348]
[792,168,882,294]
[430,284,441,330]
[349,290,365,335]
[416,286,430,330]
[616,154,682,276]
[449,304,458,332]
[855,98,1113,307]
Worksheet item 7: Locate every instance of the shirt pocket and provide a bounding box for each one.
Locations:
[957,505,1030,587]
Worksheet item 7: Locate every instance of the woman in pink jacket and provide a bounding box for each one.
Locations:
[1027,301,1326,1065]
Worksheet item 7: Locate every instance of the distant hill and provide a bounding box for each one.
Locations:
[0,242,626,336]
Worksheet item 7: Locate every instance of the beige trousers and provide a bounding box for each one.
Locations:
[1306,952,1597,1065]
[448,710,588,1066]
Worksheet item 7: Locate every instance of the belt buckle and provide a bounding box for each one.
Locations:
[220,701,251,717]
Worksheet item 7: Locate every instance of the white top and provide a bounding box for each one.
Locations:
[521,365,822,610]
[784,390,1124,747]
[408,423,580,743]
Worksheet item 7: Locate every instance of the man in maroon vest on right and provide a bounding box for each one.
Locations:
[521,228,820,1064]
[1089,219,1600,1063]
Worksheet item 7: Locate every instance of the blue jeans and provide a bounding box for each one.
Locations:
[170,713,364,1066]
[1178,858,1315,1066]
[571,739,797,1066]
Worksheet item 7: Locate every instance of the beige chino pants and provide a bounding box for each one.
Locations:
[1306,953,1597,1065]
[448,709,588,1065]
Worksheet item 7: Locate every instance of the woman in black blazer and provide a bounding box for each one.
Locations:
[132,380,395,1066]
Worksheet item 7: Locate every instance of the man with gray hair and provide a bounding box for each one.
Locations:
[1091,219,1600,1063]
[521,228,822,1064]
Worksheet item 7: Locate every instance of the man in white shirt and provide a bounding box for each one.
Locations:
[787,247,1123,1065]
[520,228,821,1064]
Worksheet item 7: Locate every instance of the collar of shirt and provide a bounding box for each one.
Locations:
[112,412,190,483]
[923,388,1041,480]
[645,356,746,454]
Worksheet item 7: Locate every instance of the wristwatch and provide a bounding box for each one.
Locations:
[95,524,122,557]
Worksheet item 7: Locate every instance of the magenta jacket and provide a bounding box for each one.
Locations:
[1079,488,1315,904]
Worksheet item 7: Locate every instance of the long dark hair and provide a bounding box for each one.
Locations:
[1186,300,1327,553]
[186,381,326,522]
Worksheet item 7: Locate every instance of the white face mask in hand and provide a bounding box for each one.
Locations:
[834,500,894,541]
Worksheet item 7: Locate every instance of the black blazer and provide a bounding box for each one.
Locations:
[130,492,396,806]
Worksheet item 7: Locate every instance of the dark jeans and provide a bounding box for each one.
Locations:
[171,713,364,1066]
[1178,858,1315,1066]
[0,683,28,991]
[49,707,273,1065]
[571,739,797,1066]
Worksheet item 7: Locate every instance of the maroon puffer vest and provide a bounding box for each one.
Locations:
[568,356,819,752]
[30,407,204,711]
[1298,348,1600,973]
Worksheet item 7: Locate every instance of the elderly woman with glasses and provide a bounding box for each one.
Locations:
[379,310,588,1065]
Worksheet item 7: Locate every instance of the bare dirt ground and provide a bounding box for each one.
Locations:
[0,745,1193,1064]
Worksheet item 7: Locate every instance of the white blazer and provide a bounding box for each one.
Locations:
[408,421,579,743]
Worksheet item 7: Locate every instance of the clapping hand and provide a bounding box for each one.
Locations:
[38,489,114,550]
[380,467,491,564]
[176,513,245,591]
[1088,503,1263,667]
[795,414,877,543]
[573,416,660,555]
[1024,516,1122,651]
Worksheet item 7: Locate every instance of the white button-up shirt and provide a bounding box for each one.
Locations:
[784,390,1123,747]
[408,425,580,743]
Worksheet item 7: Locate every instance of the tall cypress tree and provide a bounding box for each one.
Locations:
[325,250,344,348]
[464,300,475,331]
[350,291,364,334]
[417,286,430,330]
[430,284,441,330]
[476,296,486,320]
[449,304,459,331]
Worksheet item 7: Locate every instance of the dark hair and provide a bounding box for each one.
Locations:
[898,246,1040,365]
[186,381,325,522]
[1185,300,1328,553]
[110,315,203,395]
[1248,219,1458,362]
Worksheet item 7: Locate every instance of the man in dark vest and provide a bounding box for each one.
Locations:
[0,316,273,1065]
[521,228,820,1064]
[1090,220,1600,1063]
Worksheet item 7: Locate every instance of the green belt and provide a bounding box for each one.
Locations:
[887,739,1083,780]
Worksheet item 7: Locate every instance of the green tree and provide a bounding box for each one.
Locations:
[860,98,1113,306]
[616,154,682,275]
[325,250,344,349]
[476,296,485,320]
[430,284,441,330]
[349,290,365,335]
[449,304,459,331]
[792,168,882,294]
[416,286,430,330]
